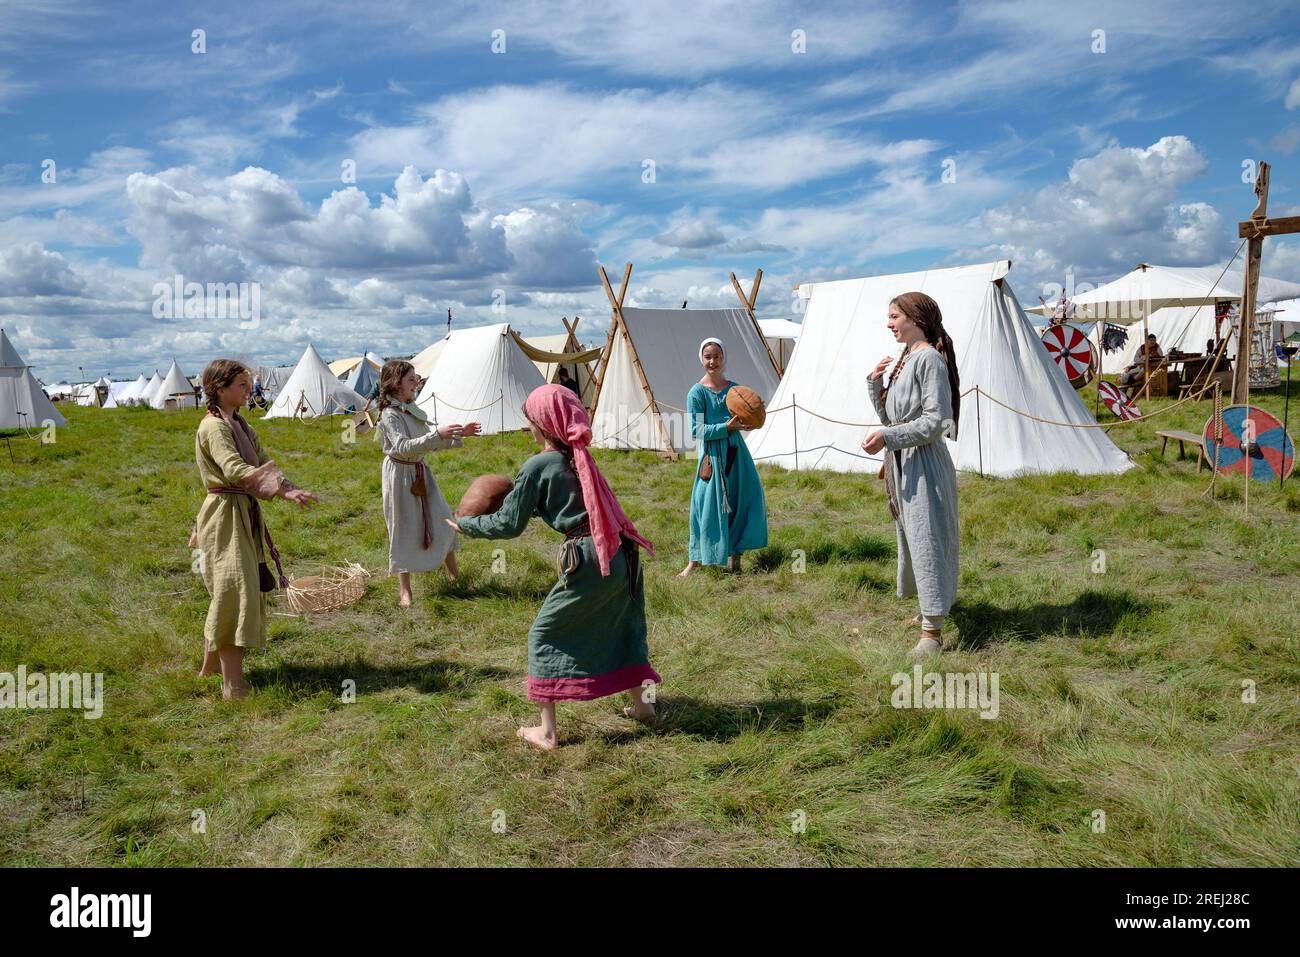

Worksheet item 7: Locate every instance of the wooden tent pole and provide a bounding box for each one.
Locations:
[612,265,678,459]
[730,268,780,376]
[589,265,626,414]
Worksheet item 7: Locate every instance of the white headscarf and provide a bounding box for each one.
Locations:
[698,337,725,365]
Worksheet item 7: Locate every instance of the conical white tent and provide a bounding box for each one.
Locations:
[149,360,197,410]
[0,328,67,429]
[745,261,1134,478]
[590,306,780,455]
[415,323,545,434]
[139,371,163,406]
[265,343,366,418]
[120,374,150,405]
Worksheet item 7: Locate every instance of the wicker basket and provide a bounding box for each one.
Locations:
[283,562,370,614]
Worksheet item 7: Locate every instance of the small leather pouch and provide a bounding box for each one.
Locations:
[258,562,277,592]
[698,454,712,481]
[410,470,427,497]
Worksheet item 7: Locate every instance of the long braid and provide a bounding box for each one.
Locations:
[889,293,961,437]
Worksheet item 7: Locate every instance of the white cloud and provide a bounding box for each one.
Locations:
[0,243,87,296]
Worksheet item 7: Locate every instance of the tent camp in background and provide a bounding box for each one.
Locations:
[0,328,67,430]
[139,371,163,407]
[588,264,780,458]
[122,374,149,404]
[745,261,1133,478]
[341,351,383,399]
[520,317,602,410]
[254,364,296,402]
[149,360,198,410]
[758,318,803,375]
[414,323,545,434]
[265,343,366,419]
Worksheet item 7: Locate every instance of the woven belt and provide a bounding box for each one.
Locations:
[386,455,431,549]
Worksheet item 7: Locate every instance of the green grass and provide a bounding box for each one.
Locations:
[1,376,1299,867]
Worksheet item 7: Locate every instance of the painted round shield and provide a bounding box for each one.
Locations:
[1097,380,1142,420]
[1202,405,1295,482]
[1041,325,1097,388]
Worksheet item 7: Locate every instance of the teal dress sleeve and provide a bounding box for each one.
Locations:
[457,461,543,540]
[689,384,731,444]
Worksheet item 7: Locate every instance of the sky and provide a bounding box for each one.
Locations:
[2,0,1300,382]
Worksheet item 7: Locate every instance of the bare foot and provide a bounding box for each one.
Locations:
[221,681,250,701]
[516,725,557,750]
[197,649,220,678]
[622,704,657,725]
[677,561,697,578]
[398,593,413,608]
[728,555,741,573]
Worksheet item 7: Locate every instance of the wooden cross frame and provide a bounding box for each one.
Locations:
[1234,161,1300,403]
[728,268,781,376]
[591,263,679,459]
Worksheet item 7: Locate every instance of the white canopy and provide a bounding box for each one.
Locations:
[140,372,164,406]
[758,318,804,374]
[265,343,366,418]
[0,328,67,429]
[590,306,780,455]
[149,360,197,410]
[745,261,1133,478]
[523,330,597,409]
[1028,262,1300,324]
[415,323,545,434]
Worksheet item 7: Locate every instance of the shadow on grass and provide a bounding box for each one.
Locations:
[577,694,842,745]
[249,658,512,697]
[950,589,1155,650]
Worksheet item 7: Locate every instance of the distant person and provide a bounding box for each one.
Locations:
[193,360,318,699]
[250,374,266,409]
[862,292,960,660]
[1118,334,1163,395]
[557,368,580,397]
[377,360,480,608]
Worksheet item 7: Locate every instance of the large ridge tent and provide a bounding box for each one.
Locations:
[0,328,67,429]
[149,360,198,410]
[758,318,804,375]
[414,323,546,434]
[588,265,780,457]
[254,364,296,401]
[745,261,1134,478]
[520,317,602,411]
[266,343,366,419]
[410,336,448,379]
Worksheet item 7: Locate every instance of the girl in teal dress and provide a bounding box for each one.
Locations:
[449,384,658,750]
[679,338,768,576]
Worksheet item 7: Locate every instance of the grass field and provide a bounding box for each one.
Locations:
[2,377,1299,867]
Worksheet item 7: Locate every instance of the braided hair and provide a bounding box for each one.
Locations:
[887,292,960,437]
[201,359,250,417]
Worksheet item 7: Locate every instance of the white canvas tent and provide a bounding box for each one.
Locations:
[149,360,198,410]
[758,318,803,374]
[120,374,150,405]
[410,336,449,379]
[0,328,67,429]
[589,266,779,457]
[266,343,366,419]
[745,261,1134,478]
[139,371,163,406]
[414,323,545,434]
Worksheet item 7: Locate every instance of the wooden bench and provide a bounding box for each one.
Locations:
[1156,430,1208,472]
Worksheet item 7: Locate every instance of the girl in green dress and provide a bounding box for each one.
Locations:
[448,384,658,750]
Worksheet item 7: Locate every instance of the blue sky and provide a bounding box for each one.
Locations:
[2,0,1300,381]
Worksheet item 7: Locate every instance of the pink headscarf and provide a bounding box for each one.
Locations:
[524,384,653,576]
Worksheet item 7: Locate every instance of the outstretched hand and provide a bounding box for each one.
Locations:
[285,488,319,509]
[868,355,893,381]
[461,422,482,437]
[445,518,464,535]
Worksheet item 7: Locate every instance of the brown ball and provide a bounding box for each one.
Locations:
[457,474,514,517]
[726,385,766,429]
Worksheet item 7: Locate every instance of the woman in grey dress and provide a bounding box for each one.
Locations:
[862,292,960,658]
[377,360,481,607]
